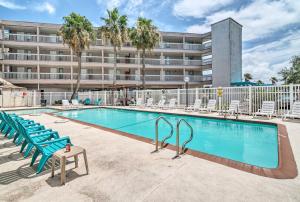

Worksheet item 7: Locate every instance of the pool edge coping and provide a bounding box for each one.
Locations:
[47,108,298,179]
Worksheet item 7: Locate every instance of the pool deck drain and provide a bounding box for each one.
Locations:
[0,108,299,201]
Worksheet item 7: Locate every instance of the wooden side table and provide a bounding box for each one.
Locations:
[51,146,89,185]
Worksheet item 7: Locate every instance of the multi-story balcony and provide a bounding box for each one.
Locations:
[0,72,212,83]
[2,33,211,51]
[1,53,212,66]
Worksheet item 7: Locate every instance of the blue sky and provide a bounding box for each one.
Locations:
[1,0,300,82]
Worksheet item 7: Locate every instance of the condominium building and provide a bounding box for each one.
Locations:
[0,18,242,91]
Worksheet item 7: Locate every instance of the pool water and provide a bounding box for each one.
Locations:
[57,108,278,168]
[6,108,58,115]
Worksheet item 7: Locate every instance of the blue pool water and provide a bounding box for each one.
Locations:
[6,108,58,115]
[56,108,278,168]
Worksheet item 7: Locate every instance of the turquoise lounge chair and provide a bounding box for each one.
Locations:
[16,119,71,173]
[0,112,39,140]
[83,98,91,105]
[95,98,102,106]
[7,115,58,157]
[1,112,43,145]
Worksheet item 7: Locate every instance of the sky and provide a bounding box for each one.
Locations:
[0,0,300,83]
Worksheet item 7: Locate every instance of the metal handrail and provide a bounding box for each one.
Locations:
[154,116,174,152]
[174,119,193,158]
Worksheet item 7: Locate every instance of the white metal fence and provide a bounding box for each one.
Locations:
[23,84,300,116]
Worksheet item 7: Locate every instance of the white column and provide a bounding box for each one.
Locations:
[70,49,73,92]
[195,88,199,99]
[177,88,180,107]
[289,84,294,110]
[248,86,252,114]
[104,90,107,105]
[37,45,40,90]
[49,92,52,105]
[101,49,104,89]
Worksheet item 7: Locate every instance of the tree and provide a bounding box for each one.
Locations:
[99,8,128,103]
[279,56,300,84]
[130,17,160,89]
[270,77,278,85]
[244,73,253,82]
[257,80,264,85]
[59,13,95,100]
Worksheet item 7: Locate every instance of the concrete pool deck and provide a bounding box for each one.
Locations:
[0,108,300,201]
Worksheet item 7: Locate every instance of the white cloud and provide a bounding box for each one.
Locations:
[97,0,125,10]
[243,31,300,82]
[184,0,300,41]
[0,0,26,10]
[34,2,56,14]
[173,0,234,18]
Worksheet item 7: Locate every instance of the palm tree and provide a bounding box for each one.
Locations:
[99,8,128,103]
[244,73,253,82]
[130,17,160,89]
[257,80,264,85]
[59,13,95,100]
[270,77,278,85]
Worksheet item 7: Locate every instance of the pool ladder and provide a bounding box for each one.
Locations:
[153,116,174,152]
[152,116,194,159]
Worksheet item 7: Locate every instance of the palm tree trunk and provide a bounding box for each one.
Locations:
[112,46,117,105]
[71,52,82,100]
[141,49,146,89]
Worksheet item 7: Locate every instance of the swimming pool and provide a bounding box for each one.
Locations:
[56,108,279,169]
[6,108,58,115]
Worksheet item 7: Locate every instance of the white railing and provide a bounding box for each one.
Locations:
[23,85,300,116]
[3,53,38,60]
[2,53,212,66]
[1,72,211,83]
[6,33,37,42]
[4,33,211,50]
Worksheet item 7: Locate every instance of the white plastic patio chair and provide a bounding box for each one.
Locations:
[71,99,83,108]
[253,101,275,119]
[62,99,71,108]
[152,99,166,109]
[145,98,153,107]
[223,100,240,115]
[199,99,216,112]
[129,98,143,107]
[163,98,176,110]
[185,99,202,112]
[283,101,300,120]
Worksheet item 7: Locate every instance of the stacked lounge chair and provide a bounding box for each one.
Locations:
[162,98,176,110]
[282,101,300,120]
[0,111,72,174]
[199,99,216,112]
[253,101,275,119]
[151,99,166,109]
[222,100,240,116]
[185,99,202,112]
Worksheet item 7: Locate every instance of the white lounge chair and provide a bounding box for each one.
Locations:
[222,100,240,116]
[71,99,83,108]
[185,99,202,112]
[253,101,275,119]
[145,98,153,107]
[163,98,176,110]
[199,99,216,112]
[62,99,71,108]
[152,99,166,109]
[283,101,300,120]
[129,98,143,107]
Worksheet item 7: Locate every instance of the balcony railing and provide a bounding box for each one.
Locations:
[1,72,212,82]
[2,53,212,66]
[3,33,211,50]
